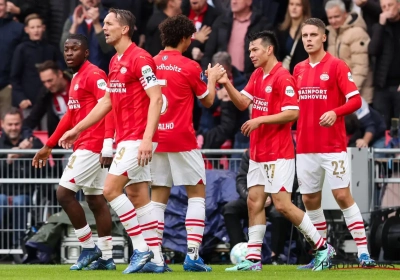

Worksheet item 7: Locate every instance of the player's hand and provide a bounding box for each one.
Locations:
[319,111,337,127]
[32,146,52,168]
[100,138,113,168]
[356,139,369,148]
[207,63,227,83]
[241,118,261,136]
[58,129,80,149]
[138,139,153,167]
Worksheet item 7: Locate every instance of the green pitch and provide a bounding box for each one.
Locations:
[1,264,400,280]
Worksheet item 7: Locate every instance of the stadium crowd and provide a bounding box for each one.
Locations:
[0,0,399,271]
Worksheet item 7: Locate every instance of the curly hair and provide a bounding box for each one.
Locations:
[159,15,196,48]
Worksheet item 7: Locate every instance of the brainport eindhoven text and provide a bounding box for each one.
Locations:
[299,87,328,99]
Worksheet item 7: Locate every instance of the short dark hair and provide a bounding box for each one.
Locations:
[301,18,326,33]
[24,13,43,26]
[247,30,279,57]
[66,33,89,50]
[37,60,61,74]
[109,8,136,38]
[159,15,196,48]
[2,107,23,121]
[155,0,169,10]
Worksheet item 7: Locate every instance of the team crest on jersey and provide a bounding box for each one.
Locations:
[74,84,79,91]
[285,86,295,97]
[320,73,329,81]
[348,72,354,82]
[120,67,127,74]
[265,86,272,93]
[162,55,168,61]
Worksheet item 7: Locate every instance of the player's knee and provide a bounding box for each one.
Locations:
[102,185,117,202]
[86,196,105,212]
[247,194,264,213]
[56,186,76,207]
[302,193,320,209]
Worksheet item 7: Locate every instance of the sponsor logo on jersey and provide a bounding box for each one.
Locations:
[108,81,127,93]
[252,96,268,112]
[320,73,329,81]
[285,86,295,97]
[265,86,272,93]
[120,67,127,74]
[348,72,354,82]
[68,99,80,109]
[298,87,328,100]
[156,63,182,73]
[162,55,168,61]
[97,79,107,90]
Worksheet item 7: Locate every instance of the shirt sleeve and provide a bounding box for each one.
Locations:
[240,71,256,101]
[188,62,209,99]
[90,70,108,101]
[336,60,359,99]
[134,54,159,90]
[279,74,299,111]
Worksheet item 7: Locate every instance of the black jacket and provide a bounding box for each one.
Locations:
[359,0,381,36]
[144,9,168,57]
[0,132,44,195]
[202,10,272,78]
[236,150,250,200]
[368,21,400,88]
[182,3,220,61]
[276,28,308,74]
[22,72,73,147]
[10,40,59,107]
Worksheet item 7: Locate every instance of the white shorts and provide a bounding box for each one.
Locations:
[108,140,158,185]
[296,152,350,194]
[59,150,107,195]
[150,150,206,187]
[247,159,295,193]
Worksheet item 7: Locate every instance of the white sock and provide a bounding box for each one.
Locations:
[109,194,148,252]
[98,236,113,260]
[185,197,205,260]
[75,224,95,248]
[245,225,266,261]
[137,202,163,264]
[307,208,327,241]
[296,213,326,250]
[152,201,167,257]
[342,203,369,257]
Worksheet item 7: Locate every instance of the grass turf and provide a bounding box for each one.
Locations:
[1,264,400,280]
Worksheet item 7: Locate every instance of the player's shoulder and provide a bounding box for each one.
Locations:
[250,67,263,78]
[293,59,309,72]
[274,65,294,83]
[186,58,203,72]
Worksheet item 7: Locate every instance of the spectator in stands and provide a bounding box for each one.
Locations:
[145,0,182,56]
[0,108,43,248]
[182,0,219,63]
[368,0,400,129]
[202,0,272,79]
[347,97,386,151]
[354,0,381,36]
[276,0,311,74]
[222,150,292,265]
[22,61,71,147]
[198,52,249,153]
[5,0,50,26]
[60,0,114,73]
[325,0,373,103]
[10,14,59,118]
[0,0,24,121]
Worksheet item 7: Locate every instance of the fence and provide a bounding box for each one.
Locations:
[0,149,244,258]
[1,148,400,259]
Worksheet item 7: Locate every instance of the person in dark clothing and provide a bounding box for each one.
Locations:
[276,0,310,74]
[10,14,59,115]
[0,0,24,119]
[181,0,219,63]
[6,0,51,25]
[368,0,400,129]
[202,1,272,79]
[144,0,182,56]
[0,108,44,247]
[354,0,381,36]
[222,150,292,265]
